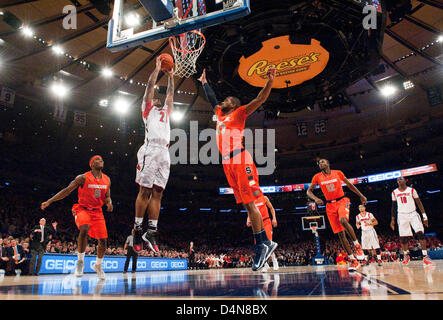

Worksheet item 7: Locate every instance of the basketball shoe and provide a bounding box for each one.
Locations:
[142,229,160,253]
[377,259,383,267]
[348,259,360,272]
[354,244,365,260]
[423,255,434,265]
[74,260,84,277]
[252,244,269,271]
[92,263,105,280]
[133,225,144,253]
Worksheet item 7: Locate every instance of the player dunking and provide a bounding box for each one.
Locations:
[356,204,382,266]
[246,195,279,271]
[198,68,278,271]
[390,177,434,265]
[133,56,174,253]
[41,155,112,279]
[307,158,366,271]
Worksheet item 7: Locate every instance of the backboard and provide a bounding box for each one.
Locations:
[301,215,326,232]
[107,0,251,52]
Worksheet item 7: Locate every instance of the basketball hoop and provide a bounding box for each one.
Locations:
[169,30,206,78]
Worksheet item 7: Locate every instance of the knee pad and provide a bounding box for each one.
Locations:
[416,231,425,240]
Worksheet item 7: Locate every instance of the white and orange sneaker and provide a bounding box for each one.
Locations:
[354,244,365,260]
[348,259,360,272]
[423,255,434,265]
[402,254,410,265]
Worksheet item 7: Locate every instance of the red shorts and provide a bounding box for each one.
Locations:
[326,197,350,234]
[222,150,263,205]
[72,204,108,239]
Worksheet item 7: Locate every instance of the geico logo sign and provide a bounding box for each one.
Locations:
[90,260,119,270]
[171,261,185,268]
[151,261,168,269]
[45,259,76,270]
[261,186,276,193]
[368,171,401,183]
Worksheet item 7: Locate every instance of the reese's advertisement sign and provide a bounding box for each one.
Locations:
[238,36,329,88]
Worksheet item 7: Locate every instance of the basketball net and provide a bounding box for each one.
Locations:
[169,30,205,78]
[169,0,206,78]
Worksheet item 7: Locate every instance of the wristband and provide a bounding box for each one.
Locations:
[422,213,428,220]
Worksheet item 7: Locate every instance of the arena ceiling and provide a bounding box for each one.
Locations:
[0,0,441,126]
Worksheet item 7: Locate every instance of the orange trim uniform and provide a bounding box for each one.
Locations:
[72,171,110,239]
[216,105,263,204]
[311,170,350,234]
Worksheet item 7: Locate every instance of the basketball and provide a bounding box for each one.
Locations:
[159,53,174,71]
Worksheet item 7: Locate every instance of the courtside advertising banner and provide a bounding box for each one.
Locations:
[37,254,187,274]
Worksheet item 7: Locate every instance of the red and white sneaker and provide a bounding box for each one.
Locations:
[348,259,360,272]
[354,244,365,260]
[402,254,410,265]
[423,255,434,265]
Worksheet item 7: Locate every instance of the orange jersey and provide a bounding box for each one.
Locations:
[311,170,345,201]
[215,105,247,156]
[77,171,110,209]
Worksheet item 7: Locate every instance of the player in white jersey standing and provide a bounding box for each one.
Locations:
[356,204,382,266]
[133,56,174,253]
[390,176,434,265]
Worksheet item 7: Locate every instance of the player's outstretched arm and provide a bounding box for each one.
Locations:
[143,56,163,104]
[198,69,219,110]
[245,67,276,116]
[41,174,85,210]
[164,68,175,111]
[343,176,367,204]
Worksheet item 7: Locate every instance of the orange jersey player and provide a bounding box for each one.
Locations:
[41,155,112,280]
[307,158,367,271]
[198,67,277,272]
[246,195,279,271]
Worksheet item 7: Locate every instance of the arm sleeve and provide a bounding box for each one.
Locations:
[202,83,219,109]
[391,202,397,219]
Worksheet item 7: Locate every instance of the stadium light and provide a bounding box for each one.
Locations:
[113,98,129,114]
[171,110,184,122]
[50,82,69,98]
[99,99,109,107]
[437,35,443,43]
[102,67,113,78]
[125,12,141,27]
[380,85,397,97]
[21,26,34,37]
[52,45,64,55]
[403,80,414,90]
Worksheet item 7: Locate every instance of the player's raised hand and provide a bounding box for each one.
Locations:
[314,198,324,206]
[164,67,174,77]
[198,69,207,84]
[266,67,276,81]
[155,56,163,70]
[41,201,50,210]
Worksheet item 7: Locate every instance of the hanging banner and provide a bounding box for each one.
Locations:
[0,87,16,107]
[238,36,329,88]
[73,110,86,127]
[53,99,67,122]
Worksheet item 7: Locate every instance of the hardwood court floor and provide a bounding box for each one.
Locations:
[0,260,442,300]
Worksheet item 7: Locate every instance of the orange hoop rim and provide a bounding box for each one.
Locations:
[169,30,206,54]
